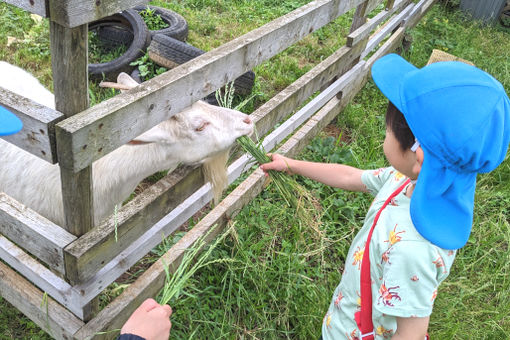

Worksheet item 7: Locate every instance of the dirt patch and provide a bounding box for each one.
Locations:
[323,123,352,144]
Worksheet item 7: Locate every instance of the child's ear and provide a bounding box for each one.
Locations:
[413,146,424,176]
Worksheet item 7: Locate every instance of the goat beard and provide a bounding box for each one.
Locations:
[202,149,230,206]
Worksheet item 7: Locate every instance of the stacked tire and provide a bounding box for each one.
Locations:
[88,5,255,103]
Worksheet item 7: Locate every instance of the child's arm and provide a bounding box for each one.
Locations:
[392,316,430,340]
[260,154,368,192]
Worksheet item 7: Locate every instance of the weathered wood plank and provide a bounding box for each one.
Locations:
[62,38,365,286]
[0,235,87,319]
[73,17,411,334]
[0,193,76,274]
[366,27,406,68]
[347,0,408,47]
[50,22,95,238]
[252,42,365,138]
[0,260,84,340]
[361,2,414,59]
[386,0,397,10]
[49,20,98,321]
[350,0,370,33]
[71,181,214,307]
[65,61,365,306]
[68,9,409,307]
[64,165,204,284]
[74,55,372,340]
[404,0,437,28]
[55,0,367,173]
[0,87,63,163]
[48,0,149,28]
[64,14,396,301]
[3,0,48,17]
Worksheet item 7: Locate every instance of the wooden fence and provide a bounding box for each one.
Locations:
[0,0,436,338]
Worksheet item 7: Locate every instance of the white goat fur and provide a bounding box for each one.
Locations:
[0,63,253,227]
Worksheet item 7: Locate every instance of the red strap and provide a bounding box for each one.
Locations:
[356,179,410,339]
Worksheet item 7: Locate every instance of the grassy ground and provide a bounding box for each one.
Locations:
[0,0,509,339]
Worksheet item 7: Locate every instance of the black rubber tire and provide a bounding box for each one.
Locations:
[134,5,188,41]
[96,26,134,50]
[149,34,255,95]
[88,9,151,81]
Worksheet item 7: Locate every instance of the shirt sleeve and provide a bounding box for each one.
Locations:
[373,240,446,318]
[361,167,396,196]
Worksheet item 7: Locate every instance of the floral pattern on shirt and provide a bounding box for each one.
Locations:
[322,167,456,340]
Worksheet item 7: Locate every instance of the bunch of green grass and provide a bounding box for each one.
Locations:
[158,224,233,305]
[216,81,323,237]
[237,135,324,237]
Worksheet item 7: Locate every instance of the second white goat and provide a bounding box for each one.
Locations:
[0,64,253,227]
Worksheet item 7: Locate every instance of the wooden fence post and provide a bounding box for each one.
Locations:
[49,20,98,321]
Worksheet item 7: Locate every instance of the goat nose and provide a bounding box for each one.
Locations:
[243,117,252,124]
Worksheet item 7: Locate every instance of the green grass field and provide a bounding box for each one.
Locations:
[0,0,509,339]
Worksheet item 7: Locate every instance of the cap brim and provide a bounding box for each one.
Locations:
[371,53,418,112]
[410,150,476,250]
[0,106,22,136]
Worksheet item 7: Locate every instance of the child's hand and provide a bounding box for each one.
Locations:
[120,298,172,340]
[260,153,294,175]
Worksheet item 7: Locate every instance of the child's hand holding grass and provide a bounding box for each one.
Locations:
[260,153,294,175]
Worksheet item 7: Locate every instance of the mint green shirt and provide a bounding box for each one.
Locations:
[322,167,456,339]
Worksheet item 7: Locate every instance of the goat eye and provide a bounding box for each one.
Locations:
[195,121,210,132]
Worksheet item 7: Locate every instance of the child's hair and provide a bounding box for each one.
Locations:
[385,101,415,151]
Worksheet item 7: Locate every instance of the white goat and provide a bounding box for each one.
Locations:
[0,63,253,227]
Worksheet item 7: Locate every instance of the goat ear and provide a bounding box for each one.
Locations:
[117,72,140,92]
[130,125,170,144]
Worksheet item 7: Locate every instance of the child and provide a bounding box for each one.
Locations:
[261,54,510,340]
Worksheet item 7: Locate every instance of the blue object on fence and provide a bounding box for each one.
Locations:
[0,105,23,136]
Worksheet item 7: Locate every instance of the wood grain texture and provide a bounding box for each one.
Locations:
[361,2,414,59]
[0,260,84,340]
[347,0,408,47]
[64,166,203,284]
[48,0,149,28]
[50,22,95,238]
[0,193,76,274]
[0,88,63,163]
[55,0,366,172]
[4,0,48,17]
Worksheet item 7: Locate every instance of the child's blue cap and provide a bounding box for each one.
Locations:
[0,106,23,136]
[372,54,510,250]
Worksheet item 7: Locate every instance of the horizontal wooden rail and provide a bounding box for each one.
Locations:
[74,22,410,336]
[404,0,437,28]
[62,36,367,286]
[3,0,48,17]
[0,193,76,274]
[252,42,366,135]
[361,2,414,59]
[64,0,414,298]
[48,0,149,28]
[55,0,366,173]
[65,60,365,308]
[64,165,204,284]
[0,235,86,319]
[0,87,63,163]
[74,55,373,340]
[0,260,84,339]
[347,0,408,47]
